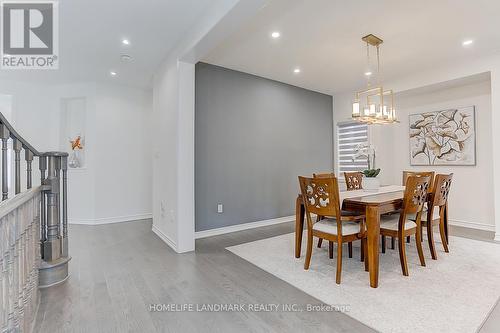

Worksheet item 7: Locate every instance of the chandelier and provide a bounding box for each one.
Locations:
[352,34,398,124]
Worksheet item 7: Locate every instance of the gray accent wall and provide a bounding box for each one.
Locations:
[195,63,333,232]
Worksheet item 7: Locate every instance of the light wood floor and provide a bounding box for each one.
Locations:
[33,220,500,333]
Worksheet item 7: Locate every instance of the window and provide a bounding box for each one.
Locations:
[337,122,369,175]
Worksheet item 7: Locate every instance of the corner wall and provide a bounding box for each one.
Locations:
[0,80,153,225]
[392,78,494,231]
[334,69,498,234]
[151,0,267,253]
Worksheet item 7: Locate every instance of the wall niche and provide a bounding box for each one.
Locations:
[60,98,86,169]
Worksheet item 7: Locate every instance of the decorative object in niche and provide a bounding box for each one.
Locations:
[68,135,84,168]
[409,106,476,166]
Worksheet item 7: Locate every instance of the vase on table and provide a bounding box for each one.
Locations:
[363,177,380,191]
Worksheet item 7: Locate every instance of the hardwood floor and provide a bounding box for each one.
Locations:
[33,220,499,333]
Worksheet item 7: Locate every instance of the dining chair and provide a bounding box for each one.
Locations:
[415,173,453,260]
[344,171,363,190]
[379,175,430,276]
[313,173,334,255]
[313,173,334,178]
[400,171,435,245]
[314,172,359,260]
[298,175,366,284]
[402,171,435,190]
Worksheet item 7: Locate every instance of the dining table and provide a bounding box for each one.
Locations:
[295,185,410,288]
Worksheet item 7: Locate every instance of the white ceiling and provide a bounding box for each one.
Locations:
[0,0,217,88]
[203,0,500,95]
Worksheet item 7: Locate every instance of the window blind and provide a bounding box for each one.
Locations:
[337,122,369,174]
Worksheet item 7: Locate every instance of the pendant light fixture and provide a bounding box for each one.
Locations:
[352,34,398,124]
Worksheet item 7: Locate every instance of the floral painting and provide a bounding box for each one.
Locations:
[409,106,475,165]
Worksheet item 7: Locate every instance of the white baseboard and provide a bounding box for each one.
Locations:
[69,213,152,225]
[195,215,295,239]
[448,219,496,232]
[494,233,500,242]
[152,224,178,252]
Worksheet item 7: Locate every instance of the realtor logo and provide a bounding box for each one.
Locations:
[1,1,58,69]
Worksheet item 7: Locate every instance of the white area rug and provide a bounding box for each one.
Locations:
[227,233,500,333]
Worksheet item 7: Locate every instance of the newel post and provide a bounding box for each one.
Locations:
[38,152,71,288]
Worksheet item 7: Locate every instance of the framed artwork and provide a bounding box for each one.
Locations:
[409,106,476,166]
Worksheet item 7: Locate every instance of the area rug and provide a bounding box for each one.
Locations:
[227,232,500,333]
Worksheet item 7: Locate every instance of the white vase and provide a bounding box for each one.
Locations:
[363,177,380,191]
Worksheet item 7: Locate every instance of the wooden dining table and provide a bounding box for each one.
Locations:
[295,186,408,288]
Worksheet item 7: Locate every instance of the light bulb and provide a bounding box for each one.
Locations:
[352,102,360,116]
[369,104,376,116]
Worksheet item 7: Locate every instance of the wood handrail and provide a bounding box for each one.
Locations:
[0,186,41,218]
[0,112,41,156]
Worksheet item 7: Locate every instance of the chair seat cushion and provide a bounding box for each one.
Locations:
[380,215,417,231]
[408,209,441,222]
[313,218,360,235]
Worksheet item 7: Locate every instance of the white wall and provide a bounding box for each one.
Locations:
[0,79,152,224]
[370,52,500,240]
[334,75,496,233]
[393,78,494,231]
[94,84,153,223]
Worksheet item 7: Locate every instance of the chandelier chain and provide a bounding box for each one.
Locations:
[376,45,381,85]
[366,42,371,87]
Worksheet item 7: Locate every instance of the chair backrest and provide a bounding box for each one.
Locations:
[313,172,335,178]
[298,176,341,225]
[402,175,431,216]
[402,171,435,192]
[343,172,363,191]
[430,173,453,207]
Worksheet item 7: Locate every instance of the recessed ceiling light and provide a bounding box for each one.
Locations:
[271,31,280,39]
[121,54,133,62]
[110,71,117,76]
[293,68,301,74]
[365,71,372,76]
[462,39,473,46]
[122,39,130,45]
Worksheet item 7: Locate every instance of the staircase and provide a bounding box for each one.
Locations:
[0,113,70,332]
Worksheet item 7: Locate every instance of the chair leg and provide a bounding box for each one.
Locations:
[398,234,409,276]
[420,224,424,242]
[348,242,353,258]
[329,241,334,259]
[427,221,437,260]
[444,205,449,243]
[363,238,369,272]
[336,241,342,284]
[391,237,395,249]
[406,236,411,243]
[415,227,426,267]
[439,219,449,253]
[360,238,365,262]
[304,233,313,270]
[316,216,323,248]
[381,235,386,253]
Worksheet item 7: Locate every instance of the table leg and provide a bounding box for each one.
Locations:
[295,195,305,258]
[366,205,380,288]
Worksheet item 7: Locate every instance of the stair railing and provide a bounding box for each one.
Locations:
[0,112,70,332]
